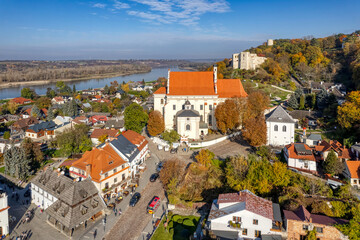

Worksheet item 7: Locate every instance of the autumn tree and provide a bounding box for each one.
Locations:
[35,97,51,109]
[337,91,360,129]
[3,131,10,140]
[243,115,267,146]
[215,99,241,133]
[121,83,130,93]
[7,101,18,114]
[159,158,185,189]
[147,110,165,136]
[245,91,270,119]
[195,149,215,167]
[98,134,108,144]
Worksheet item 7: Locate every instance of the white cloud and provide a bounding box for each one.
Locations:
[127,0,230,25]
[93,3,107,8]
[113,0,130,10]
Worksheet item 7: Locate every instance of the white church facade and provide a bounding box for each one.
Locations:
[153,66,248,140]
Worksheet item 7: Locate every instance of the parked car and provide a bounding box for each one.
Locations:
[164,145,170,151]
[156,162,163,172]
[157,145,163,150]
[150,173,159,182]
[170,148,178,154]
[129,192,141,207]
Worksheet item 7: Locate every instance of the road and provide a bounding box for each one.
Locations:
[105,180,165,240]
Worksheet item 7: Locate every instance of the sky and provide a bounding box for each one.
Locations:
[0,0,359,60]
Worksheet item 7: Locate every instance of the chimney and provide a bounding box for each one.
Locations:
[213,64,218,94]
[166,69,170,94]
[85,164,91,177]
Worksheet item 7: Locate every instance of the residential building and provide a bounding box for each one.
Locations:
[90,129,120,146]
[314,140,352,162]
[304,134,322,147]
[72,116,89,125]
[266,106,296,146]
[232,52,267,70]
[208,190,282,240]
[31,169,105,236]
[153,67,247,140]
[10,97,33,105]
[51,96,65,105]
[122,130,149,168]
[104,118,124,131]
[70,144,130,193]
[284,206,348,240]
[350,144,360,159]
[89,115,108,125]
[0,191,9,236]
[288,110,320,130]
[11,117,38,133]
[25,121,56,139]
[343,161,360,188]
[284,143,317,173]
[53,116,72,126]
[0,139,21,153]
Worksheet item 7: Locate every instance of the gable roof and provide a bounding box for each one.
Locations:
[217,79,248,98]
[284,205,348,226]
[153,87,166,94]
[71,144,127,182]
[104,119,124,129]
[314,140,352,159]
[210,190,274,220]
[90,129,119,139]
[13,117,39,129]
[11,97,33,105]
[266,106,296,123]
[122,130,148,151]
[345,161,360,179]
[28,121,56,133]
[109,135,140,162]
[285,143,316,161]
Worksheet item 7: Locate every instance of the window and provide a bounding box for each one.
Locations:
[283,125,287,132]
[122,173,125,181]
[274,125,278,131]
[104,172,108,178]
[242,229,247,235]
[316,227,323,233]
[122,164,125,169]
[208,115,212,126]
[233,216,241,223]
[173,105,176,110]
[191,105,194,110]
[304,162,309,168]
[113,168,117,174]
[253,219,258,225]
[255,230,261,237]
[209,105,212,110]
[354,180,358,184]
[105,182,109,189]
[200,105,203,110]
[186,124,191,131]
[114,178,117,183]
[303,224,309,230]
[161,99,164,104]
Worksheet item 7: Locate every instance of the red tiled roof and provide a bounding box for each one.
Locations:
[122,130,148,151]
[53,96,64,102]
[90,129,119,139]
[71,144,127,182]
[11,97,33,105]
[41,108,48,116]
[284,206,348,226]
[217,79,248,98]
[153,87,166,94]
[285,143,316,161]
[345,161,360,179]
[315,140,352,159]
[218,190,273,220]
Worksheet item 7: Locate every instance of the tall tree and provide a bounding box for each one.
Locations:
[124,103,148,133]
[31,105,41,117]
[4,145,31,179]
[323,150,343,175]
[35,96,51,109]
[288,94,299,109]
[337,91,360,129]
[46,88,56,98]
[104,85,110,95]
[21,87,36,99]
[73,84,76,94]
[22,138,43,170]
[215,99,241,133]
[299,95,305,110]
[245,91,270,119]
[243,115,267,146]
[47,106,55,120]
[195,149,215,168]
[7,101,18,114]
[147,110,165,136]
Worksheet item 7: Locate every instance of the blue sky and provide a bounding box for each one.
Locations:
[0,0,359,60]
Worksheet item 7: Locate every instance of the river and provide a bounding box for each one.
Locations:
[0,67,186,99]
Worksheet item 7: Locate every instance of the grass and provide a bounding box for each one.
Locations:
[0,166,5,174]
[257,83,290,101]
[152,214,200,240]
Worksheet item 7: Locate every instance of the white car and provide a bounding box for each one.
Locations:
[157,144,163,150]
[164,145,170,151]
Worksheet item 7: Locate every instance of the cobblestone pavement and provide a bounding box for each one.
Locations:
[105,180,165,240]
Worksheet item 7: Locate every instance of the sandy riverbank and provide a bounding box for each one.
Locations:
[0,69,151,89]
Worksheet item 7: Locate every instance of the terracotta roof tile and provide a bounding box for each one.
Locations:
[153,87,166,94]
[90,129,119,139]
[285,143,316,161]
[345,161,360,179]
[122,130,148,151]
[217,79,248,98]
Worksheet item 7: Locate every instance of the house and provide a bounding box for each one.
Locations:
[343,161,360,188]
[304,134,322,147]
[283,206,348,240]
[31,169,105,236]
[350,144,360,159]
[90,129,119,146]
[266,106,296,146]
[208,190,282,240]
[288,110,320,129]
[72,116,89,125]
[89,115,108,125]
[53,116,72,126]
[284,143,317,173]
[70,143,130,193]
[232,52,267,70]
[122,130,149,168]
[10,97,33,105]
[153,66,247,140]
[11,117,39,133]
[51,96,65,105]
[115,90,124,99]
[25,121,56,139]
[104,118,125,131]
[0,191,10,236]
[314,140,352,162]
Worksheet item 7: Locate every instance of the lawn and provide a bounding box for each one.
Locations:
[0,166,4,174]
[152,214,200,240]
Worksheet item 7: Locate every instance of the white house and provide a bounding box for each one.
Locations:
[343,161,360,188]
[232,52,266,70]
[351,144,360,159]
[153,66,247,140]
[266,106,295,146]
[284,143,317,173]
[0,192,9,236]
[208,190,281,240]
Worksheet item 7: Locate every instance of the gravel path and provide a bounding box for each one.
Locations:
[105,180,165,240]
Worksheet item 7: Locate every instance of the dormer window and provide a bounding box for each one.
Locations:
[104,172,108,178]
[109,161,113,165]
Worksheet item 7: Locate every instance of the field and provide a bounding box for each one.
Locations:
[152,214,200,240]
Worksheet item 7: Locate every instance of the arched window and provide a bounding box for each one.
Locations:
[186,124,191,131]
[274,125,278,131]
[282,125,287,132]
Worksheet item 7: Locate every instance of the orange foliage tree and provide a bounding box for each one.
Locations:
[215,99,242,134]
[337,91,360,129]
[195,149,215,168]
[147,110,165,136]
[242,115,267,146]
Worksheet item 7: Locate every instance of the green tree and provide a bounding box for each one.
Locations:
[46,88,56,98]
[22,138,43,170]
[21,87,36,99]
[3,131,10,140]
[35,96,51,109]
[323,150,343,175]
[4,145,31,179]
[7,101,18,114]
[31,105,41,117]
[124,103,148,133]
[55,124,91,156]
[104,85,110,95]
[305,229,317,240]
[299,95,305,110]
[336,203,360,239]
[73,84,76,94]
[161,130,180,144]
[47,106,55,120]
[288,94,299,109]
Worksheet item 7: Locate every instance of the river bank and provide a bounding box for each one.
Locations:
[0,69,151,89]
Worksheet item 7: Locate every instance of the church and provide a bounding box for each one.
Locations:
[153,66,248,140]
